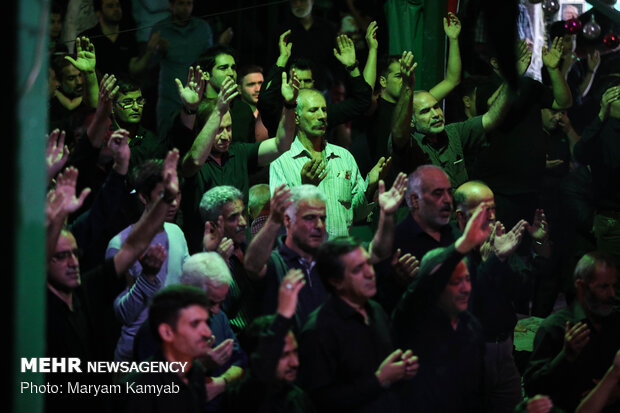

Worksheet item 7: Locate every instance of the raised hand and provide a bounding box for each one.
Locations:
[301,158,327,186]
[391,249,420,287]
[456,202,493,254]
[365,21,378,51]
[333,34,357,68]
[379,172,407,215]
[97,73,119,116]
[46,129,69,184]
[139,243,167,279]
[526,395,554,413]
[54,167,91,215]
[269,184,293,224]
[586,49,601,73]
[599,85,620,121]
[563,321,590,362]
[399,51,417,89]
[281,70,300,106]
[216,77,239,113]
[218,27,234,46]
[108,129,131,174]
[516,40,533,76]
[278,269,306,318]
[493,219,527,260]
[203,215,225,252]
[204,338,234,368]
[368,156,392,189]
[527,209,548,242]
[66,37,96,73]
[175,66,206,112]
[162,149,180,201]
[277,30,293,67]
[542,37,564,70]
[217,237,234,261]
[443,12,461,40]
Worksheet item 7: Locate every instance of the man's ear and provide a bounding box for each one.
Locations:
[575,278,584,292]
[158,323,174,343]
[462,95,471,108]
[489,57,499,71]
[409,193,419,210]
[379,75,387,89]
[138,193,148,206]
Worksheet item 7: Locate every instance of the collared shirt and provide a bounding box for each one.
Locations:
[269,137,370,238]
[299,295,402,413]
[411,115,486,189]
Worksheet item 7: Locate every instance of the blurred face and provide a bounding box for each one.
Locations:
[48,232,81,292]
[240,72,263,106]
[334,246,376,304]
[413,92,445,135]
[205,282,229,316]
[293,68,314,89]
[208,54,237,91]
[143,182,180,222]
[380,61,402,102]
[276,332,300,383]
[438,260,471,319]
[541,108,563,133]
[583,265,617,318]
[296,91,328,138]
[286,198,327,254]
[213,112,233,154]
[60,65,83,98]
[412,169,453,229]
[290,0,313,18]
[170,0,193,22]
[49,67,60,98]
[221,199,247,244]
[167,305,213,359]
[50,13,63,39]
[115,90,144,125]
[99,0,122,25]
[456,184,496,229]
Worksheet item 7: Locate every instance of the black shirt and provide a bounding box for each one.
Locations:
[79,23,138,77]
[299,295,402,413]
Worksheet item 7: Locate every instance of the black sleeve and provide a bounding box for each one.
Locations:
[326,75,372,126]
[257,64,286,137]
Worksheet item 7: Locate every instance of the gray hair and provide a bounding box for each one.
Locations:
[248,184,270,221]
[573,251,617,284]
[181,252,233,289]
[284,184,326,222]
[296,88,325,116]
[199,185,243,223]
[406,164,447,208]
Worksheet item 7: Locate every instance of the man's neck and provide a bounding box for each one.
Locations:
[100,20,119,41]
[339,295,369,322]
[116,120,139,137]
[205,85,219,99]
[380,91,396,104]
[47,283,74,310]
[172,15,191,27]
[412,212,444,242]
[298,133,324,155]
[299,15,313,31]
[162,347,193,382]
[285,236,315,263]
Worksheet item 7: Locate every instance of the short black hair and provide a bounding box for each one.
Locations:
[149,285,211,342]
[115,76,141,96]
[238,64,263,82]
[130,159,164,199]
[238,315,277,355]
[290,57,314,73]
[197,45,238,74]
[377,55,400,80]
[316,236,361,292]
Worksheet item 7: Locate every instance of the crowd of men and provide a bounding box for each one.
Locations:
[43,0,620,412]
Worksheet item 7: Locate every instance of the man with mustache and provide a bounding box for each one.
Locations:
[524,251,620,412]
[392,203,493,412]
[269,88,389,239]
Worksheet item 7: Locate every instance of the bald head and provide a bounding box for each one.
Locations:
[454,181,496,229]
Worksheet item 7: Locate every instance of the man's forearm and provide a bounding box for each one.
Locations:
[369,210,395,263]
[430,37,462,101]
[548,67,573,109]
[182,108,224,177]
[391,86,413,149]
[84,71,99,108]
[274,107,295,153]
[363,48,377,90]
[482,83,509,132]
[243,218,281,278]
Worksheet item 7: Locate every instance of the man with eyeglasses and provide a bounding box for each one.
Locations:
[111,76,169,170]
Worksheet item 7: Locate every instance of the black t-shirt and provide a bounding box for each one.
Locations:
[473,76,554,194]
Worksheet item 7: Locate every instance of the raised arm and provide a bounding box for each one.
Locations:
[86,74,118,149]
[176,65,206,131]
[368,172,407,263]
[46,129,70,185]
[65,37,99,108]
[430,12,462,101]
[391,52,417,150]
[363,21,379,90]
[113,149,180,275]
[244,185,292,279]
[128,31,162,77]
[481,82,510,132]
[576,349,620,413]
[181,77,238,177]
[256,71,299,166]
[543,37,573,110]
